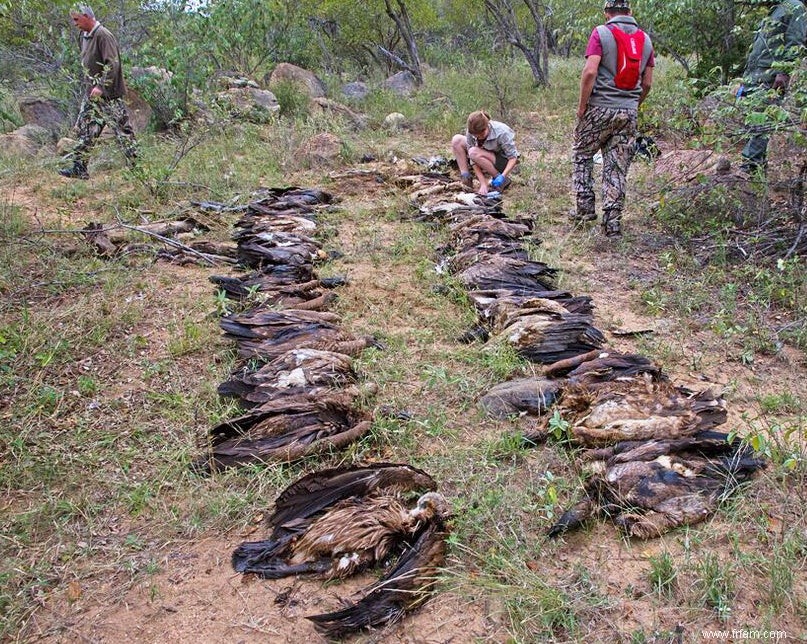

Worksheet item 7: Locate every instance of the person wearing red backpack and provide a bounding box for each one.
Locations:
[571,0,654,237]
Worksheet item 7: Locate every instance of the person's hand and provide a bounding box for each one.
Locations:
[491,174,506,189]
[772,73,790,92]
[576,106,587,120]
[89,86,103,100]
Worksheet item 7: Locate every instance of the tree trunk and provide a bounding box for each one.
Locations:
[483,0,551,87]
[382,0,423,85]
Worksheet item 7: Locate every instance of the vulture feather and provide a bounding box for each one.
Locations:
[195,394,372,472]
[549,432,765,538]
[458,255,558,292]
[220,309,341,341]
[306,519,448,637]
[218,348,357,405]
[232,464,444,579]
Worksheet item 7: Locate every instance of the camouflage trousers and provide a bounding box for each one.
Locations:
[67,97,137,164]
[572,105,638,219]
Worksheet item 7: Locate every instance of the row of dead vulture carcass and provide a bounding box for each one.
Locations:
[403,172,765,540]
[190,187,450,638]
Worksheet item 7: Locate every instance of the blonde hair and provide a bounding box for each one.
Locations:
[467,110,491,136]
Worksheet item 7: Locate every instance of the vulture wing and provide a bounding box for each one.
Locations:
[306,520,448,638]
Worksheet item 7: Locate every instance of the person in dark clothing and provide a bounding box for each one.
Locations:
[739,0,806,173]
[571,0,654,237]
[59,4,137,180]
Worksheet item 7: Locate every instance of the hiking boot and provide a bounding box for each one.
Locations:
[460,172,474,189]
[602,209,622,237]
[58,161,89,180]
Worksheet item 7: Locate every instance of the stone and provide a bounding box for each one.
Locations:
[383,112,407,130]
[216,87,280,122]
[0,124,51,156]
[57,137,77,156]
[383,71,417,97]
[124,89,152,133]
[269,63,326,98]
[298,132,342,166]
[219,76,260,89]
[130,66,173,84]
[18,97,68,137]
[341,81,369,101]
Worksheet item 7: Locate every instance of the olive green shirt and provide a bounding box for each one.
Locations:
[744,0,806,86]
[80,23,126,99]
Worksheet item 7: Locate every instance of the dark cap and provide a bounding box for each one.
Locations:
[604,0,630,9]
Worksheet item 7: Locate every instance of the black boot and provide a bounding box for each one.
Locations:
[58,161,89,180]
[602,209,622,237]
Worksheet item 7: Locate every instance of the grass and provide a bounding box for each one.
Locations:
[1,59,806,641]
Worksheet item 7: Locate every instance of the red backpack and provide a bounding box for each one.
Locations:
[607,25,646,90]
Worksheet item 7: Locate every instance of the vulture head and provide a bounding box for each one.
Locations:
[410,492,451,522]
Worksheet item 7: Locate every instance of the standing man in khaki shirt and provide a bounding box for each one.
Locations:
[59,4,137,179]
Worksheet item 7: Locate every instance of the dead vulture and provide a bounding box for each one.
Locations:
[218,348,357,406]
[468,289,595,318]
[194,394,372,472]
[210,275,342,309]
[492,307,606,364]
[548,431,765,538]
[444,240,531,274]
[231,327,382,362]
[235,235,327,270]
[550,378,726,447]
[220,309,341,341]
[306,519,448,637]
[457,255,558,292]
[564,352,665,384]
[448,214,532,242]
[232,463,442,578]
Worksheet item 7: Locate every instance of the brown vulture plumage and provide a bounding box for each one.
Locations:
[231,463,443,578]
[548,431,765,538]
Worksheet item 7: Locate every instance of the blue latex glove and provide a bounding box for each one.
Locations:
[491,174,506,189]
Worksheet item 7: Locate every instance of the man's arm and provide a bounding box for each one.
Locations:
[639,65,653,105]
[577,55,600,119]
[95,32,121,96]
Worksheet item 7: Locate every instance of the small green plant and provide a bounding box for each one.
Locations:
[548,410,572,442]
[647,552,677,596]
[694,552,735,621]
[272,80,310,119]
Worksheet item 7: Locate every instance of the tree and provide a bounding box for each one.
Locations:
[381,0,424,84]
[483,0,551,86]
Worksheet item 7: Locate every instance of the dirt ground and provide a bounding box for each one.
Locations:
[6,129,807,643]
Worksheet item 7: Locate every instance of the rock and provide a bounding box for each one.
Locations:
[124,89,152,134]
[130,66,174,84]
[478,378,562,419]
[215,87,280,123]
[341,82,369,101]
[269,63,326,98]
[310,97,367,129]
[383,112,407,130]
[0,124,51,156]
[219,75,260,90]
[57,137,77,156]
[654,150,721,183]
[383,71,417,97]
[298,132,342,166]
[18,97,67,137]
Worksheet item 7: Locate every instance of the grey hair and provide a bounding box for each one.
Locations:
[71,4,95,18]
